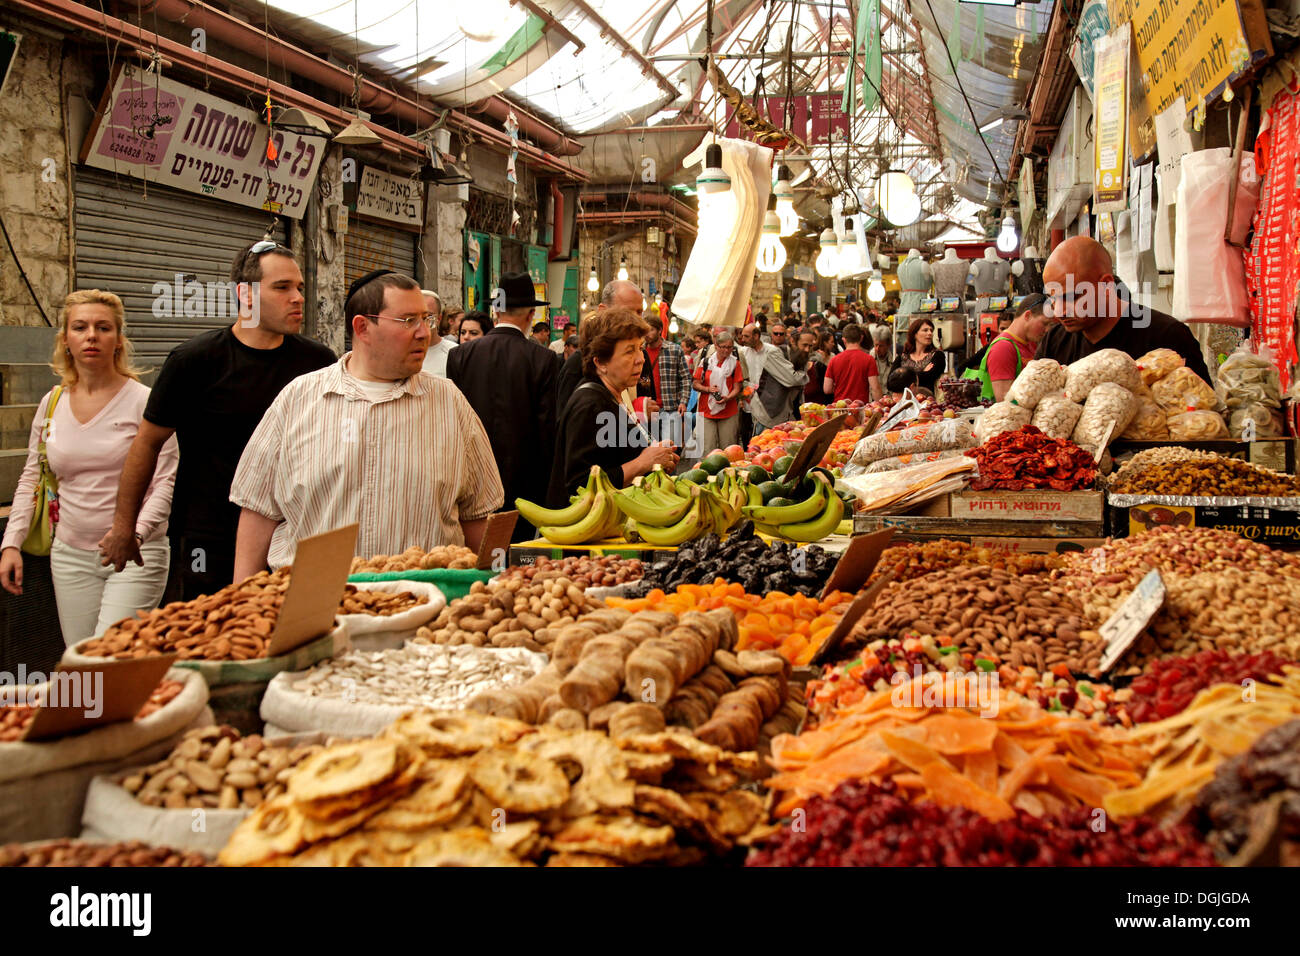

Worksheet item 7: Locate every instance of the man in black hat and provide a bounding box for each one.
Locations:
[448,272,561,542]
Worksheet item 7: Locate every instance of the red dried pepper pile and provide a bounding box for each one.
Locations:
[965,425,1096,492]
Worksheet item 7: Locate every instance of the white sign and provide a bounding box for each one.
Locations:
[81,64,324,219]
[355,166,424,226]
[1154,96,1195,206]
[1099,569,1166,672]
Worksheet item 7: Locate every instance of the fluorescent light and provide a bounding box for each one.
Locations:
[979,116,1004,134]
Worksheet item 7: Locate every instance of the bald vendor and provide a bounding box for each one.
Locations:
[1036,237,1212,384]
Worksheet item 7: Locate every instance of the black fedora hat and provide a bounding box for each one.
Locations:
[493,271,549,310]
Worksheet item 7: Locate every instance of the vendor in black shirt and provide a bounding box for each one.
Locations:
[1038,236,1212,383]
[98,240,335,598]
[548,307,678,506]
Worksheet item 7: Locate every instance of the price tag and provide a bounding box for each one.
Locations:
[819,527,895,599]
[1097,569,1165,673]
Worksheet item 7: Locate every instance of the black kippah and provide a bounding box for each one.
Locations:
[346,269,396,304]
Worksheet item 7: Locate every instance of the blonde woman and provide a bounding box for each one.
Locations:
[0,291,178,645]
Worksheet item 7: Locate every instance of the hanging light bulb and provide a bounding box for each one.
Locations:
[586,267,599,293]
[839,216,860,274]
[618,257,629,282]
[815,229,839,278]
[457,0,512,42]
[695,143,731,231]
[773,164,799,237]
[867,270,886,302]
[997,214,1019,254]
[757,195,787,273]
[669,318,679,335]
[878,170,921,227]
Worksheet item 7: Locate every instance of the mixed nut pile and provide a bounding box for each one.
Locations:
[1109,455,1300,498]
[288,644,544,711]
[0,678,184,742]
[498,556,644,588]
[349,545,478,574]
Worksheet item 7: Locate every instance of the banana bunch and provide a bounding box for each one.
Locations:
[741,472,845,543]
[613,466,755,547]
[513,467,629,545]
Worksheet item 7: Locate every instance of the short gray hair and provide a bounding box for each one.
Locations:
[420,289,442,316]
[713,329,734,344]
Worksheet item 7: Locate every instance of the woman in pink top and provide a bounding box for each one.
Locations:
[0,291,178,645]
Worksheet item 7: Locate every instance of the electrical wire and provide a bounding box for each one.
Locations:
[0,212,52,326]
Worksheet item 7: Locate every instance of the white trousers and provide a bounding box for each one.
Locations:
[50,537,170,646]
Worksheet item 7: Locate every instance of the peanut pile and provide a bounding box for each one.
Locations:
[120,726,325,810]
[1109,456,1300,498]
[289,643,544,710]
[0,839,210,867]
[415,576,601,652]
[80,569,292,661]
[498,555,644,587]
[349,545,477,574]
[0,679,184,742]
[339,585,426,617]
[847,565,1105,673]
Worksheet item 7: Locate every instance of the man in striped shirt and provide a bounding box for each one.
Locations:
[229,271,503,575]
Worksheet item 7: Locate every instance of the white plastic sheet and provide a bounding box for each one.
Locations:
[1172,148,1257,326]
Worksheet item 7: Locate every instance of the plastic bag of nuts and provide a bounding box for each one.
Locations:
[1030,393,1084,441]
[1005,359,1067,410]
[1063,349,1142,403]
[0,838,210,867]
[414,575,601,651]
[1071,382,1138,454]
[975,402,1031,443]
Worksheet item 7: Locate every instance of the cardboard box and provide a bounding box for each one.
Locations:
[948,490,1104,522]
[1115,502,1300,550]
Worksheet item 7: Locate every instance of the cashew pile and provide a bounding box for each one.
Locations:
[289,643,544,710]
[415,576,601,651]
[1005,359,1066,409]
[119,726,324,810]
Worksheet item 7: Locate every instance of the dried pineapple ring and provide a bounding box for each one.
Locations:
[388,709,532,756]
[217,795,306,866]
[468,747,570,814]
[288,739,399,803]
[403,828,532,867]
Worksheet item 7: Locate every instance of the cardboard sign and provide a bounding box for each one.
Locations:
[21,656,177,742]
[1098,569,1166,673]
[810,568,895,666]
[784,413,850,486]
[266,524,357,658]
[476,511,520,570]
[820,527,895,599]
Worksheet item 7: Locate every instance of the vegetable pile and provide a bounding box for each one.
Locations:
[631,523,838,596]
[747,781,1216,867]
[965,425,1097,491]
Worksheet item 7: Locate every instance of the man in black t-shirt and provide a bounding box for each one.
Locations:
[98,240,335,599]
[1038,236,1212,384]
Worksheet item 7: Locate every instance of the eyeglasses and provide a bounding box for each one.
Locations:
[364,313,433,330]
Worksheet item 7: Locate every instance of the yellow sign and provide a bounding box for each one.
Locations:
[1093,27,1131,212]
[1108,0,1258,157]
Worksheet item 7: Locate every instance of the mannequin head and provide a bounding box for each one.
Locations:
[942,248,960,262]
[983,247,999,263]
[908,248,921,259]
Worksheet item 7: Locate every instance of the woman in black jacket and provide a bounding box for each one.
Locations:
[897,317,945,393]
[548,308,678,505]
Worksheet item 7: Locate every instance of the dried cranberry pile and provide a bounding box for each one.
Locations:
[746,781,1216,867]
[965,425,1096,492]
[1124,650,1293,723]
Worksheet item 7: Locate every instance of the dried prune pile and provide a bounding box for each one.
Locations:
[630,521,837,596]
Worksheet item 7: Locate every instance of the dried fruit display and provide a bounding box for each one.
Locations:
[0,839,211,867]
[218,710,774,866]
[0,678,184,741]
[1106,671,1300,818]
[350,546,477,574]
[118,726,324,810]
[965,425,1097,491]
[630,526,838,597]
[768,673,1148,819]
[1190,718,1300,864]
[747,781,1215,867]
[608,580,852,666]
[1120,650,1295,724]
[1108,456,1300,498]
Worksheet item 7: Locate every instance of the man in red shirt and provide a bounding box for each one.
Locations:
[822,324,881,403]
[981,293,1050,401]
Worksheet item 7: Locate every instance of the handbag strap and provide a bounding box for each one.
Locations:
[38,386,63,459]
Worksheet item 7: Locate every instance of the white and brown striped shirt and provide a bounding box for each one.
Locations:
[230,354,504,568]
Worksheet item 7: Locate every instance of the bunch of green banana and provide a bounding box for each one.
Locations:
[741,472,846,542]
[613,466,760,546]
[514,466,628,545]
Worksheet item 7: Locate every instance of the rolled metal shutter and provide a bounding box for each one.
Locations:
[343,216,419,348]
[73,167,287,371]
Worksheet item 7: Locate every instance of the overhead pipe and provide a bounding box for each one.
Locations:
[579,190,697,224]
[137,0,585,158]
[578,210,698,237]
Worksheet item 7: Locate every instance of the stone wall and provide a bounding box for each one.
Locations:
[0,32,72,327]
[576,224,683,306]
[313,147,347,355]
